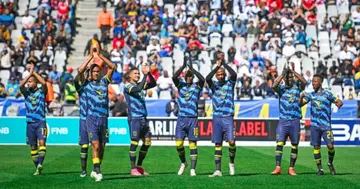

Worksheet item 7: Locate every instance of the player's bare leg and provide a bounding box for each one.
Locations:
[91,140,103,181]
[314,146,324,175]
[288,144,298,176]
[228,140,236,176]
[99,142,106,165]
[209,143,222,177]
[327,143,336,175]
[176,139,187,175]
[129,140,141,176]
[271,142,284,175]
[136,137,151,175]
[189,141,198,176]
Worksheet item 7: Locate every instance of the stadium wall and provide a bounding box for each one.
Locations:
[0,117,359,146]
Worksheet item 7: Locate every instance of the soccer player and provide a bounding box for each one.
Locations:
[299,74,343,175]
[206,52,237,177]
[19,63,48,175]
[124,63,156,176]
[271,63,307,176]
[84,52,116,182]
[74,54,94,177]
[172,55,205,176]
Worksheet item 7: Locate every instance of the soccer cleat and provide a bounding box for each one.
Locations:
[136,166,149,175]
[209,170,222,177]
[177,163,187,175]
[317,169,325,176]
[131,168,142,176]
[229,163,235,176]
[33,164,43,175]
[328,163,336,175]
[288,167,297,176]
[271,166,281,175]
[90,171,97,179]
[80,171,87,177]
[95,173,103,182]
[190,169,196,176]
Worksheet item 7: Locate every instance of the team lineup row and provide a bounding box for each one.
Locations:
[20,48,343,182]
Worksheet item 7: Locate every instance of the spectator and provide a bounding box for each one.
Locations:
[353,7,360,25]
[296,27,306,44]
[233,18,247,37]
[123,51,135,68]
[329,60,339,78]
[264,79,277,98]
[147,38,160,59]
[240,80,252,99]
[26,50,39,67]
[157,70,173,96]
[49,95,63,116]
[111,93,128,117]
[302,0,316,11]
[344,87,357,100]
[282,40,296,58]
[341,13,353,35]
[342,59,354,77]
[6,77,20,97]
[64,77,77,104]
[252,80,264,99]
[316,60,327,79]
[0,78,8,98]
[0,24,10,43]
[84,34,101,56]
[49,65,62,84]
[165,95,179,117]
[22,10,35,30]
[0,47,11,69]
[0,9,15,30]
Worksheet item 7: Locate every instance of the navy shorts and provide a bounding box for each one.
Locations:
[276,119,301,145]
[129,117,151,140]
[212,116,235,144]
[311,126,334,146]
[175,117,199,141]
[87,116,109,143]
[79,119,89,145]
[26,121,47,145]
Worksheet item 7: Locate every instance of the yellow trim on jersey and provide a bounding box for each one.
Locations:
[105,75,111,83]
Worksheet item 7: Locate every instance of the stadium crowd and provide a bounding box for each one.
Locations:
[0,0,359,117]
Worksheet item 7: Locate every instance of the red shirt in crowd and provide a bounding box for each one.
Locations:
[302,0,315,10]
[57,1,69,19]
[267,0,283,12]
[112,37,125,49]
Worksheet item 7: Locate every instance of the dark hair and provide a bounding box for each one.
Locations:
[89,64,101,79]
[313,74,323,82]
[129,67,139,73]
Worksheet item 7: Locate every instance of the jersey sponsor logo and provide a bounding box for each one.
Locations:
[332,124,360,142]
[0,127,9,134]
[96,90,104,99]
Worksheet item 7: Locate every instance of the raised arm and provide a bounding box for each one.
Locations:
[298,92,309,107]
[222,61,237,82]
[128,64,151,94]
[145,68,157,90]
[206,60,221,89]
[272,65,287,93]
[290,62,306,90]
[78,55,93,74]
[32,71,47,93]
[172,57,187,87]
[99,53,116,80]
[188,59,205,88]
[19,73,32,96]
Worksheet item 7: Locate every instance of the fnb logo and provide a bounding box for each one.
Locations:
[110,128,127,135]
[51,128,69,135]
[332,124,360,141]
[0,127,9,134]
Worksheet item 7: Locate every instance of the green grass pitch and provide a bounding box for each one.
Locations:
[1,146,360,189]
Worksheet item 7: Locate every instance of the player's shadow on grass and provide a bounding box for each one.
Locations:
[46,171,79,175]
[103,173,130,176]
[104,176,142,181]
[298,172,354,175]
[197,172,262,176]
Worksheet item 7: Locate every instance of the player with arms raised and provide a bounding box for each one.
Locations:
[74,54,94,177]
[206,52,237,177]
[20,63,48,175]
[299,74,343,175]
[84,52,116,182]
[172,54,205,176]
[124,63,156,176]
[271,63,306,176]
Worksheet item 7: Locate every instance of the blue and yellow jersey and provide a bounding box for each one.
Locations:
[75,80,88,120]
[24,87,46,123]
[124,82,147,118]
[303,90,337,128]
[277,84,302,120]
[211,79,235,117]
[84,76,110,118]
[176,81,202,117]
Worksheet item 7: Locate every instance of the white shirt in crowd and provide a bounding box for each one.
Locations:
[353,9,360,23]
[22,15,34,29]
[157,76,173,90]
[339,50,354,61]
[282,44,296,58]
[146,44,160,55]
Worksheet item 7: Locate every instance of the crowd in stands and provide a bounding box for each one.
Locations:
[0,0,360,117]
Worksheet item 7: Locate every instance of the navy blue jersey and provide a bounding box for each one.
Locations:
[23,87,46,123]
[211,79,235,117]
[84,76,110,117]
[124,82,147,118]
[75,80,88,120]
[303,90,337,128]
[277,84,302,120]
[176,81,201,117]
